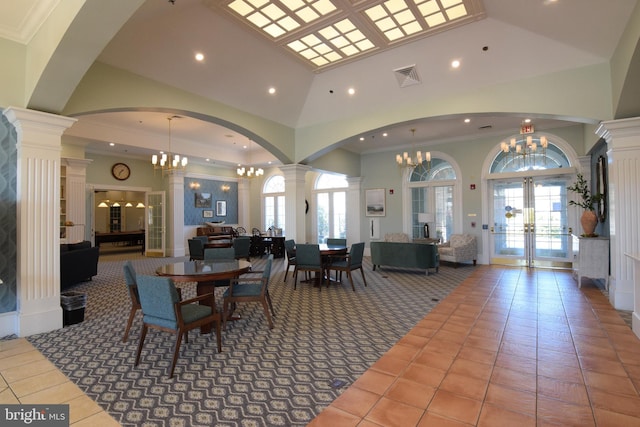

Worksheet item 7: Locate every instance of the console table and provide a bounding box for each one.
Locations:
[572,235,609,289]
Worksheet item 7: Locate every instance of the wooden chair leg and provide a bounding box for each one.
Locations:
[359,267,367,287]
[347,271,355,291]
[222,300,229,330]
[261,300,274,329]
[122,306,137,342]
[214,318,222,352]
[135,324,148,366]
[169,330,185,378]
[266,290,276,316]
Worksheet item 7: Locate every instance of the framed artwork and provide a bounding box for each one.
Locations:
[216,200,227,217]
[365,188,385,217]
[202,210,213,218]
[195,192,212,208]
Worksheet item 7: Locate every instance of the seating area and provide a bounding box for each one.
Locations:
[370,233,440,275]
[437,233,477,267]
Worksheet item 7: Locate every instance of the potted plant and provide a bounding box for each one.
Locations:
[567,173,602,237]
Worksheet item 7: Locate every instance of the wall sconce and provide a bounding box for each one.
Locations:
[189,181,200,190]
[221,184,230,192]
[98,201,109,208]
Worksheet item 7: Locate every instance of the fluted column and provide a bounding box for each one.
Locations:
[346,177,363,244]
[63,158,92,243]
[596,117,640,312]
[168,170,185,257]
[4,107,76,336]
[237,178,250,230]
[280,164,311,243]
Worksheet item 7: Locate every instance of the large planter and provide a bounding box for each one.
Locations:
[580,210,598,237]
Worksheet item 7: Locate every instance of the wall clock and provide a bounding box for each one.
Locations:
[111,162,131,181]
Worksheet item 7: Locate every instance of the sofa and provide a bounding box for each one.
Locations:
[60,241,99,289]
[437,233,477,267]
[370,240,439,275]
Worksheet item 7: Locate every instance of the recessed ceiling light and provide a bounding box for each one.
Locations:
[348,87,355,95]
[268,87,276,94]
[195,52,204,61]
[359,136,365,141]
[524,118,531,123]
[109,142,115,146]
[464,118,471,123]
[383,132,388,137]
[451,59,461,68]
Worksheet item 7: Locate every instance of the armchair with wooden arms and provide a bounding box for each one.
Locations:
[223,255,276,330]
[134,275,222,379]
[327,242,367,291]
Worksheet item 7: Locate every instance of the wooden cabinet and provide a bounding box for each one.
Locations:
[572,235,609,289]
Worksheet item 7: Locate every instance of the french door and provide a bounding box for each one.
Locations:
[145,191,165,257]
[490,175,573,268]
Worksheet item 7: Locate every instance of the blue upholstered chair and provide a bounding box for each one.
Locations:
[134,275,222,378]
[223,255,275,330]
[293,244,324,290]
[188,238,205,261]
[122,261,140,342]
[284,239,296,281]
[204,247,235,260]
[233,236,251,261]
[327,242,367,291]
[326,238,347,246]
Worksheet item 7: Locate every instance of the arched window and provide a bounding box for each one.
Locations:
[409,158,457,242]
[314,174,348,243]
[263,175,285,234]
[490,137,570,173]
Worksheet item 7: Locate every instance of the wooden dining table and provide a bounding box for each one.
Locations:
[156,259,251,333]
[297,244,348,286]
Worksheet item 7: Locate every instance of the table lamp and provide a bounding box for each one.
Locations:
[418,213,435,238]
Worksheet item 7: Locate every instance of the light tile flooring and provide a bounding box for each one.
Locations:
[1,265,639,427]
[310,266,640,427]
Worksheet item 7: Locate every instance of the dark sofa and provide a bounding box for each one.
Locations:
[370,241,439,275]
[60,241,99,289]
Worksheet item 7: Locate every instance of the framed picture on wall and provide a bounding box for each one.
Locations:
[195,192,212,208]
[203,210,213,218]
[365,188,385,216]
[216,200,227,217]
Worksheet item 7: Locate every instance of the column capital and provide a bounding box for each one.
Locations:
[279,164,311,182]
[597,117,640,149]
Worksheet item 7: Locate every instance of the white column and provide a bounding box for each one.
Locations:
[346,177,363,244]
[4,107,76,336]
[596,117,640,311]
[280,164,311,243]
[238,178,250,230]
[168,170,185,257]
[63,158,92,243]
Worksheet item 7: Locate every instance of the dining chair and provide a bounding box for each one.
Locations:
[233,236,251,261]
[122,261,140,342]
[235,226,247,235]
[134,275,222,379]
[223,255,275,330]
[284,239,296,281]
[326,238,347,246]
[188,238,205,261]
[194,235,209,244]
[204,247,235,260]
[327,242,367,291]
[293,244,324,290]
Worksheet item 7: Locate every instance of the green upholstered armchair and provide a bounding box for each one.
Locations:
[134,275,222,378]
[293,244,324,290]
[223,255,275,330]
[327,242,367,291]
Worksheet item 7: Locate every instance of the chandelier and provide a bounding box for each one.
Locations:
[396,128,431,171]
[237,140,264,178]
[500,124,549,168]
[151,116,188,174]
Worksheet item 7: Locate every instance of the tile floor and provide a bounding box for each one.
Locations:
[310,266,640,427]
[0,338,120,426]
[1,265,639,427]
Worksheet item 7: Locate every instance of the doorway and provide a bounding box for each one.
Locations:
[489,175,573,268]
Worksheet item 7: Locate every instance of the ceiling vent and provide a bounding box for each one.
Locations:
[393,65,421,88]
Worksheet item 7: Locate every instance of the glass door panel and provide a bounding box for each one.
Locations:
[145,191,165,257]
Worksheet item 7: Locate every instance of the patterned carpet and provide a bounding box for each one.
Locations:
[27,249,476,426]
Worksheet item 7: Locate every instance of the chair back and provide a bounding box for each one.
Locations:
[123,260,137,286]
[262,254,273,282]
[136,275,181,328]
[235,226,247,235]
[284,239,296,258]
[326,238,347,246]
[204,247,236,260]
[233,236,251,259]
[349,242,365,268]
[194,236,209,244]
[188,238,204,260]
[295,244,321,268]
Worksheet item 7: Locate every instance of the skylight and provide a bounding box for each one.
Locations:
[214,0,485,71]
